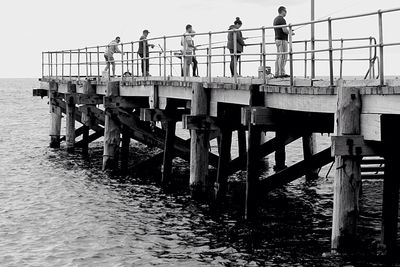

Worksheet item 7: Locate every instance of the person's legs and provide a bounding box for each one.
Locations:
[192,57,198,76]
[111,62,116,76]
[139,54,144,75]
[229,49,235,76]
[236,54,241,76]
[145,57,150,75]
[104,55,110,72]
[275,40,283,77]
[281,40,288,76]
[183,56,191,76]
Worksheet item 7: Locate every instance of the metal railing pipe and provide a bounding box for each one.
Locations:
[339,39,344,79]
[85,47,88,80]
[262,27,266,84]
[378,10,384,86]
[288,25,294,86]
[233,30,238,83]
[328,18,334,86]
[208,32,212,82]
[163,36,167,80]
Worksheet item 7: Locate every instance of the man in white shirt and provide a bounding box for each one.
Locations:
[104,36,124,77]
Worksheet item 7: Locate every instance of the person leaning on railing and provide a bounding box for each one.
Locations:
[104,36,124,77]
[227,17,246,77]
[273,6,294,78]
[138,30,155,76]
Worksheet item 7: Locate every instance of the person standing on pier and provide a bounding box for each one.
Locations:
[104,36,124,77]
[190,30,199,77]
[273,6,292,78]
[227,17,246,77]
[138,30,155,76]
[181,24,196,77]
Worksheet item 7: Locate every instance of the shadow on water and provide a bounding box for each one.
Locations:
[45,142,400,267]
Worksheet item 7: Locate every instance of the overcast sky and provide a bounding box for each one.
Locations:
[0,0,399,78]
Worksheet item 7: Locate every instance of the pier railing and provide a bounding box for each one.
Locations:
[42,7,400,86]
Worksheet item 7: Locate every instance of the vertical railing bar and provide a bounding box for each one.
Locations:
[131,42,134,83]
[85,47,88,80]
[208,32,212,83]
[223,47,226,77]
[328,18,334,86]
[97,46,100,82]
[55,52,58,79]
[163,36,167,81]
[183,33,187,81]
[159,52,162,77]
[78,49,80,81]
[62,51,64,80]
[42,52,44,79]
[340,39,344,79]
[49,53,52,78]
[69,50,72,80]
[136,50,140,78]
[90,49,92,78]
[121,44,124,79]
[262,27,266,85]
[378,10,384,86]
[369,37,373,79]
[170,50,173,77]
[288,25,294,87]
[304,41,308,78]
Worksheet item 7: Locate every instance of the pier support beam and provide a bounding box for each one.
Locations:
[161,105,177,188]
[303,133,319,179]
[121,125,130,171]
[102,81,121,170]
[380,114,400,257]
[49,81,62,148]
[189,82,210,199]
[331,81,362,252]
[66,82,76,153]
[245,85,264,220]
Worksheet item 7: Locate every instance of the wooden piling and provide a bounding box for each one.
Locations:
[81,81,96,155]
[274,130,287,171]
[121,125,130,171]
[66,82,76,153]
[102,81,121,170]
[380,114,400,257]
[161,118,176,188]
[331,80,362,251]
[238,128,247,165]
[189,82,210,199]
[214,108,233,202]
[49,80,62,148]
[245,85,264,220]
[303,133,319,179]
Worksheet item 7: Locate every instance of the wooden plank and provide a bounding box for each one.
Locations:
[182,115,219,130]
[331,135,381,156]
[265,93,336,113]
[140,108,189,122]
[65,83,76,153]
[33,88,48,97]
[362,95,400,114]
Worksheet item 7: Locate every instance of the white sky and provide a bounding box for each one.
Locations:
[0,0,399,78]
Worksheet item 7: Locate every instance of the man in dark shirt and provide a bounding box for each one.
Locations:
[273,6,291,78]
[138,30,155,76]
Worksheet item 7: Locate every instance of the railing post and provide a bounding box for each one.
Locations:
[378,10,384,86]
[208,32,212,83]
[304,41,308,78]
[262,27,266,85]
[159,52,162,77]
[233,30,238,83]
[69,50,72,80]
[78,49,80,81]
[42,52,44,79]
[288,24,294,86]
[340,39,344,79]
[48,53,52,78]
[62,51,64,80]
[223,47,226,77]
[369,37,373,79]
[55,52,58,79]
[85,47,88,80]
[163,36,167,80]
[121,44,124,78]
[170,50,173,77]
[183,33,187,81]
[328,18,334,86]
[131,42,134,79]
[97,46,100,81]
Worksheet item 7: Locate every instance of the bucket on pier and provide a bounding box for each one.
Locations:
[258,66,271,79]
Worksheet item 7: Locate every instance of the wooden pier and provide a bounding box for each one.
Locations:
[33,7,400,257]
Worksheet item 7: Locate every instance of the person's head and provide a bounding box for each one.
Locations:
[234,17,242,29]
[278,6,287,17]
[115,36,121,43]
[186,24,192,33]
[143,30,149,37]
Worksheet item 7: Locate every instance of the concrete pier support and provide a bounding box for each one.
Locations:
[66,82,76,153]
[49,80,62,148]
[380,114,400,257]
[331,80,362,251]
[102,81,121,170]
[274,130,287,172]
[189,82,210,199]
[161,116,177,188]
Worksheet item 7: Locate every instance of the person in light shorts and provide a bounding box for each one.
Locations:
[104,36,123,77]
